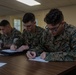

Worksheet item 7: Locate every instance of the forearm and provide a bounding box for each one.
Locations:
[45,51,76,61]
[30,46,44,56]
[13,38,26,48]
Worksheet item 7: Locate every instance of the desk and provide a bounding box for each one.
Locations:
[0,55,76,75]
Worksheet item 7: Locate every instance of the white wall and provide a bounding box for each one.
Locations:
[0,5,76,28]
[33,5,76,28]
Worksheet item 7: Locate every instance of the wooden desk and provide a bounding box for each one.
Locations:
[0,54,76,75]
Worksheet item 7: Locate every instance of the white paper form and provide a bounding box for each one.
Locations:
[0,62,7,67]
[1,49,21,53]
[29,56,48,63]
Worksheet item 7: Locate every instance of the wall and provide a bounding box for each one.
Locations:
[0,16,12,26]
[60,5,76,26]
[33,5,76,28]
[0,5,76,29]
[0,14,23,32]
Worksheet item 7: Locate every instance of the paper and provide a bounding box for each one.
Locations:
[29,56,48,63]
[1,49,21,53]
[0,62,7,67]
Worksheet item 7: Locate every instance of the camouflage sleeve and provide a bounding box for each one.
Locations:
[14,30,29,48]
[70,30,76,52]
[29,30,45,56]
[29,45,44,56]
[22,31,28,45]
[45,51,75,61]
[45,31,76,61]
[12,31,23,48]
[29,35,47,56]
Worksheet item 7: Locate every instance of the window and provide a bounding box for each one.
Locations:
[14,19,21,31]
[35,19,38,26]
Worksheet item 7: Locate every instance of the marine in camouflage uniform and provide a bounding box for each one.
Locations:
[40,8,76,61]
[0,28,21,49]
[41,23,76,61]
[0,20,22,49]
[21,26,44,56]
[14,13,44,57]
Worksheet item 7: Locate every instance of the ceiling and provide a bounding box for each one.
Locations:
[0,0,76,16]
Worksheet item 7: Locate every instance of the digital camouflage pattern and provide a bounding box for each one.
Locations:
[21,26,44,56]
[41,22,76,61]
[0,28,21,48]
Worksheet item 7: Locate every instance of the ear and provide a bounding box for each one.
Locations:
[61,20,65,24]
[34,21,36,24]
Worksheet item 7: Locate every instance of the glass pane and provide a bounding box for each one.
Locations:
[14,19,21,31]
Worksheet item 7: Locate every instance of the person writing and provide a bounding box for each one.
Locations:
[40,8,76,61]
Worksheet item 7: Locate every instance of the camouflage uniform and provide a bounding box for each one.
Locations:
[41,22,76,61]
[0,28,21,49]
[0,33,3,49]
[21,26,44,56]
